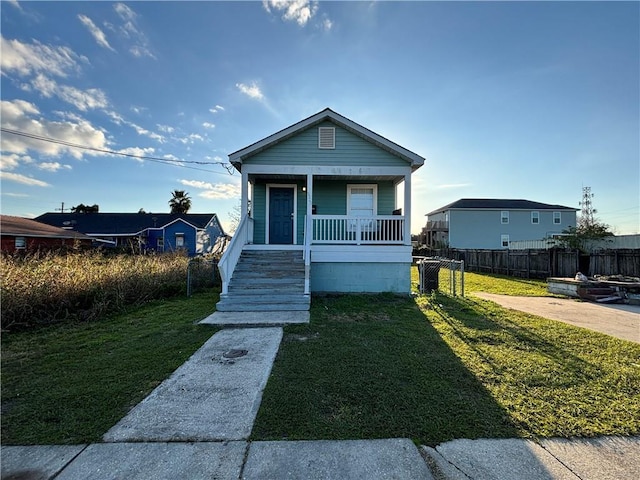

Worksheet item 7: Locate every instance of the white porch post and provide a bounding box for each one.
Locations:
[404,173,411,246]
[241,170,249,221]
[304,173,313,295]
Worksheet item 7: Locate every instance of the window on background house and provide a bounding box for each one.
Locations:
[501,234,510,248]
[501,211,509,224]
[15,237,26,249]
[553,212,561,224]
[531,211,540,224]
[157,237,164,248]
[175,233,185,248]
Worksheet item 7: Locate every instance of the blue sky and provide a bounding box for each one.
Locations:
[1,0,638,235]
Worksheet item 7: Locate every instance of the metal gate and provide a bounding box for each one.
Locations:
[416,257,465,296]
[187,258,220,296]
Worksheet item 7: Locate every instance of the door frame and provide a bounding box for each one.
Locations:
[266,183,297,245]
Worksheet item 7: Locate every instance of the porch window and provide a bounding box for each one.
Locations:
[347,184,377,232]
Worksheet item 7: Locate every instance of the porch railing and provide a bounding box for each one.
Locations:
[218,215,253,295]
[311,215,405,245]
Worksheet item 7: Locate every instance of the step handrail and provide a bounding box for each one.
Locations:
[303,214,311,295]
[218,215,253,295]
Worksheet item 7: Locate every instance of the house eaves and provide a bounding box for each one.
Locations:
[229,108,425,172]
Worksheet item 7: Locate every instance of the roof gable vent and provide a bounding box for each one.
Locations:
[318,127,335,149]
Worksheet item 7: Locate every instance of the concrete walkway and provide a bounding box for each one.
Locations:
[2,308,640,479]
[474,293,640,343]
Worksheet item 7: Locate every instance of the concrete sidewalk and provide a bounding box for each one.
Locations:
[474,292,640,343]
[3,436,639,479]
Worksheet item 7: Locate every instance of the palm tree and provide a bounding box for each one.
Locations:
[169,190,192,214]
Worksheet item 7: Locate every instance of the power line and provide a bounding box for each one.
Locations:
[0,127,235,174]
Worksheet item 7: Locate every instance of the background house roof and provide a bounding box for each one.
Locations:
[426,198,579,216]
[229,107,425,171]
[0,215,92,240]
[35,213,220,236]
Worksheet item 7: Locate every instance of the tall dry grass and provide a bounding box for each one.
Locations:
[1,251,215,330]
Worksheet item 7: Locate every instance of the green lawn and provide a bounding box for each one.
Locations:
[3,272,639,447]
[252,272,640,445]
[1,291,218,445]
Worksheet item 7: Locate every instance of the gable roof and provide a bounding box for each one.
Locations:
[426,198,578,216]
[229,107,425,171]
[0,215,92,240]
[35,213,221,236]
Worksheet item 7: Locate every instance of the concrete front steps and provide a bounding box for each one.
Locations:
[215,249,310,312]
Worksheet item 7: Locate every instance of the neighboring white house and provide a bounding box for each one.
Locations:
[423,199,578,249]
[218,108,425,296]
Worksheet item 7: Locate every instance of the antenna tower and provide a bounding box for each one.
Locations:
[579,186,596,227]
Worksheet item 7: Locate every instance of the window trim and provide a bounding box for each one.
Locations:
[346,184,378,217]
[157,237,164,248]
[553,211,561,224]
[501,234,510,248]
[501,211,509,224]
[531,211,540,224]
[175,233,185,248]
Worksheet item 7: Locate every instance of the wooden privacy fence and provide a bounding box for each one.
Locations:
[415,248,640,278]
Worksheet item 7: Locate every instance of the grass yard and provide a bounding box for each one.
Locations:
[252,271,640,446]
[1,290,218,445]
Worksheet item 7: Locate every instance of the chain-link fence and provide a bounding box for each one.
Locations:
[416,257,465,297]
[187,257,220,296]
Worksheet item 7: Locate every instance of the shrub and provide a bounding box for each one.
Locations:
[0,251,214,330]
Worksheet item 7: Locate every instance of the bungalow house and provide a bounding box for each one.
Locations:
[0,215,93,253]
[423,198,578,249]
[35,213,226,256]
[217,108,425,311]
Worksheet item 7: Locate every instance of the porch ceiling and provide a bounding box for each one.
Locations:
[248,173,405,182]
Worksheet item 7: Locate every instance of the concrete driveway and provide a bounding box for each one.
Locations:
[473,293,640,344]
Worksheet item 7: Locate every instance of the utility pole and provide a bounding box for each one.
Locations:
[579,186,596,228]
[55,202,66,213]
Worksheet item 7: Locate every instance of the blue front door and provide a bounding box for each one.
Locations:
[269,187,294,244]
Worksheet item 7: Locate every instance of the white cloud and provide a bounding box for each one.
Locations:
[113,3,155,59]
[0,171,50,187]
[21,74,109,111]
[319,15,333,31]
[1,99,108,160]
[78,14,115,51]
[1,153,32,171]
[38,162,72,172]
[209,105,225,113]
[157,124,175,133]
[263,0,319,26]
[202,122,215,129]
[180,179,241,199]
[236,82,265,101]
[0,35,87,78]
[7,0,22,11]
[117,146,155,163]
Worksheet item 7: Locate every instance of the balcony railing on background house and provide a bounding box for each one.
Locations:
[218,215,253,295]
[311,215,405,245]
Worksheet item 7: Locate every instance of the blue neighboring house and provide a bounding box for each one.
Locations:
[423,198,578,249]
[35,212,226,256]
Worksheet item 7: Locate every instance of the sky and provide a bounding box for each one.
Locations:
[1,0,638,235]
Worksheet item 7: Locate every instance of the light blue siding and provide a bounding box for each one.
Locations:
[311,262,410,293]
[244,121,408,167]
[312,180,396,216]
[449,209,577,249]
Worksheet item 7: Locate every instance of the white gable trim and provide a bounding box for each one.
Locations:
[229,108,425,169]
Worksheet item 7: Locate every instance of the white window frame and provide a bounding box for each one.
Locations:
[501,211,509,224]
[347,184,377,232]
[501,234,510,248]
[553,212,561,224]
[157,237,164,248]
[15,236,26,249]
[318,127,335,149]
[531,211,540,224]
[175,233,185,248]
